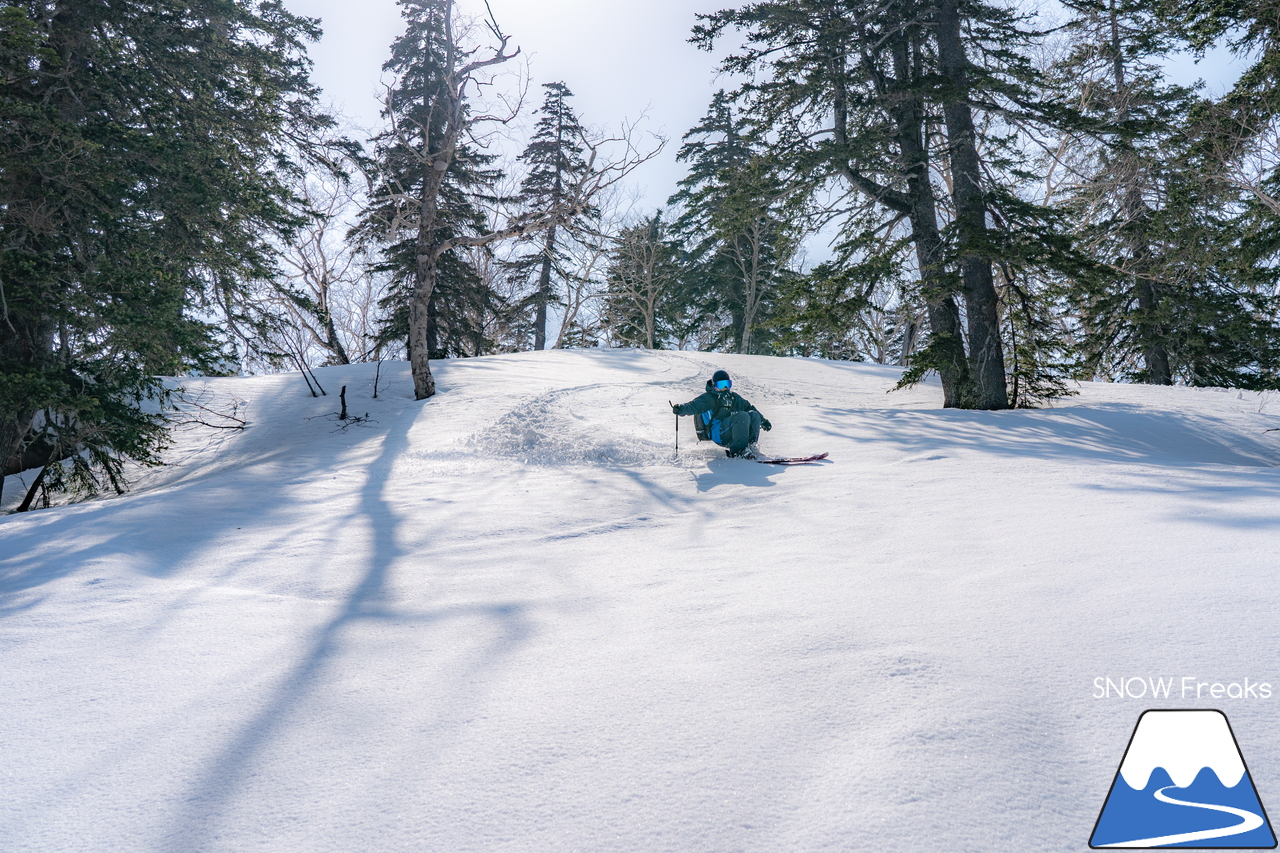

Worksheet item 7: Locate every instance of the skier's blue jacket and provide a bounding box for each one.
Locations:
[673,381,766,444]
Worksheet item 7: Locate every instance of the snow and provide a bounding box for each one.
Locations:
[3,349,1280,852]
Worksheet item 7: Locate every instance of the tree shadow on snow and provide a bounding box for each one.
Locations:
[152,397,542,851]
[0,375,413,615]
[814,403,1280,530]
[816,404,1280,469]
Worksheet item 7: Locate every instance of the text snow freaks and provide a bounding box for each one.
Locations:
[1093,677,1273,700]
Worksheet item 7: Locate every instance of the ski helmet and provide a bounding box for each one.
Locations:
[711,369,731,391]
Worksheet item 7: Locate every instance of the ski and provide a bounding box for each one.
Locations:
[750,452,829,465]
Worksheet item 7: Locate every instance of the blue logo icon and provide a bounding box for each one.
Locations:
[1091,710,1276,848]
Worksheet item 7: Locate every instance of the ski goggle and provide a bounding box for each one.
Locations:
[714,378,731,391]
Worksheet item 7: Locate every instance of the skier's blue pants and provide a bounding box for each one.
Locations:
[717,411,762,453]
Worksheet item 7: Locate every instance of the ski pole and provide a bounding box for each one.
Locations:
[670,401,678,453]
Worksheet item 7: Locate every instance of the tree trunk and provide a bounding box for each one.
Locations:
[0,419,19,507]
[886,30,972,407]
[407,0,462,400]
[15,462,49,512]
[321,299,350,365]
[898,317,920,366]
[936,0,1009,409]
[738,218,768,356]
[1138,275,1172,384]
[836,24,972,405]
[913,225,972,407]
[0,302,55,503]
[0,331,33,505]
[1106,1,1171,385]
[408,260,437,399]
[533,224,557,350]
[407,23,460,400]
[410,201,442,399]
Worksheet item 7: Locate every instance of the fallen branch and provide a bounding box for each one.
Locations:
[307,386,376,432]
[170,391,248,431]
[330,413,375,432]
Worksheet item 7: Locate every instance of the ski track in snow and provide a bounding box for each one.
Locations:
[3,350,1280,852]
[1102,786,1265,847]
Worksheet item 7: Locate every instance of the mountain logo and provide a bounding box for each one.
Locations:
[1091,710,1276,848]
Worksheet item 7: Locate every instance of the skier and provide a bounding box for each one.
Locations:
[671,369,772,458]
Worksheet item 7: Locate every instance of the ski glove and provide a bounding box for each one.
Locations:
[671,402,682,415]
[761,417,772,431]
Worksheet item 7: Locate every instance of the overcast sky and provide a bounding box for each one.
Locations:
[282,0,1248,216]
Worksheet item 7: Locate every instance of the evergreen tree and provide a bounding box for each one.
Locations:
[1054,0,1189,383]
[1162,0,1280,193]
[692,0,1091,408]
[0,0,331,506]
[933,0,1011,407]
[1052,0,1280,386]
[258,156,398,370]
[355,1,633,398]
[772,226,916,363]
[506,82,590,350]
[670,91,802,354]
[691,0,970,404]
[353,0,507,368]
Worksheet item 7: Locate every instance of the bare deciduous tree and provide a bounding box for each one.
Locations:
[604,214,678,350]
[274,171,363,365]
[551,185,638,349]
[1201,107,1280,215]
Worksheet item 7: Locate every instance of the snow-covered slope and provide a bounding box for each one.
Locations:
[3,349,1280,852]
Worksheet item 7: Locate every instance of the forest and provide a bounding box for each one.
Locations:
[3,0,1280,506]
